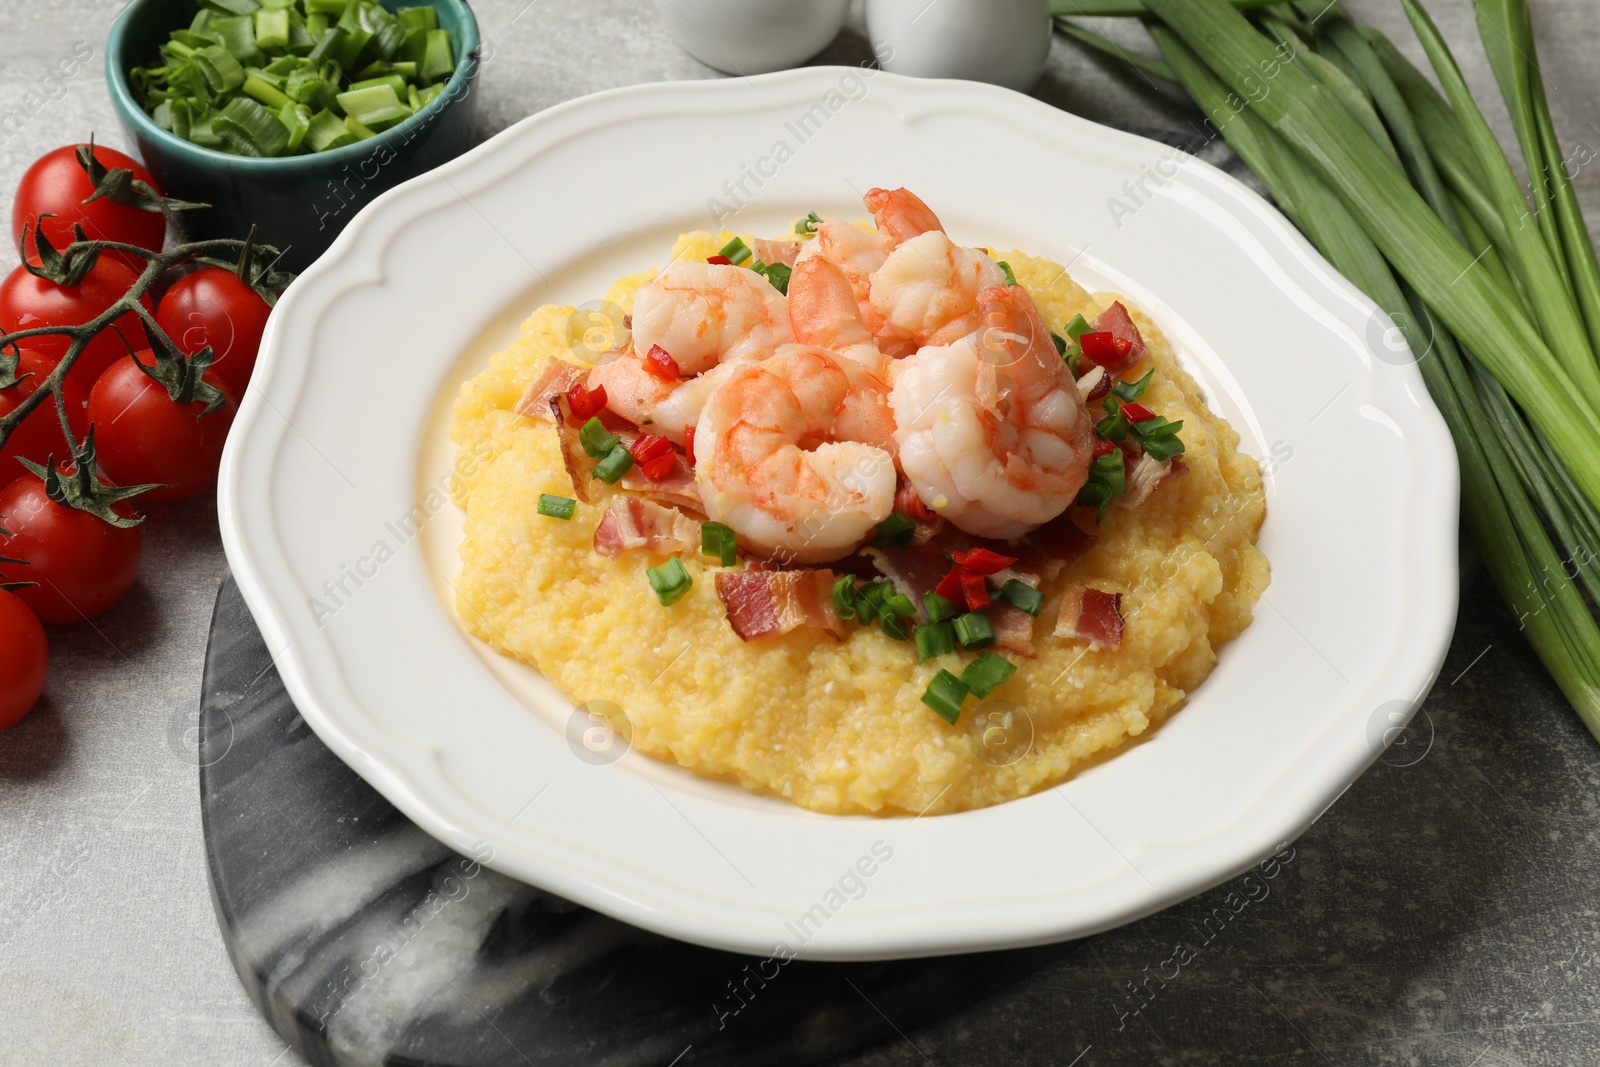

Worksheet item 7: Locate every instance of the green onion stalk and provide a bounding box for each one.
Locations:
[1055,0,1600,732]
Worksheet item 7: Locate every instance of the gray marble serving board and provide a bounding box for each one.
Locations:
[198,575,1070,1067]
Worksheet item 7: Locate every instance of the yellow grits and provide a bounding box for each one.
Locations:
[450,231,1269,816]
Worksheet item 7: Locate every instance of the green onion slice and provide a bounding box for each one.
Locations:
[914,621,957,661]
[537,494,576,519]
[923,590,960,623]
[701,521,737,566]
[998,579,1044,617]
[592,443,634,483]
[953,612,996,650]
[578,416,619,458]
[873,510,916,547]
[921,669,970,723]
[647,558,692,606]
[961,650,1016,698]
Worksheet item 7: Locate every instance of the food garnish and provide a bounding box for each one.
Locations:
[129,0,456,157]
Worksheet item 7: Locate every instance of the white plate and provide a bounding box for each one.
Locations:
[218,67,1459,961]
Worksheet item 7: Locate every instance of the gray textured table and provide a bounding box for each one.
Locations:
[3,2,1598,1065]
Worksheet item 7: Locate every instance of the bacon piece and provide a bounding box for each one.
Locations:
[1093,301,1147,365]
[751,237,803,268]
[549,395,593,503]
[1117,452,1173,510]
[1025,513,1097,565]
[864,542,951,605]
[1054,586,1124,651]
[716,570,844,641]
[1169,456,1189,479]
[515,361,586,420]
[618,452,702,513]
[990,602,1038,659]
[592,498,700,559]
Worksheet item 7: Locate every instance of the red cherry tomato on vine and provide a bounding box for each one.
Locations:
[0,589,48,732]
[0,350,88,474]
[0,255,150,396]
[0,475,141,624]
[10,144,166,276]
[154,266,272,398]
[87,354,236,501]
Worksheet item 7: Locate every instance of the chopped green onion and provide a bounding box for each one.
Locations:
[1051,332,1068,355]
[592,443,634,483]
[537,494,576,519]
[996,260,1018,286]
[873,510,916,547]
[396,4,438,31]
[701,521,737,566]
[255,7,290,50]
[212,95,289,156]
[922,590,959,623]
[419,27,454,81]
[921,669,969,723]
[1076,451,1127,520]
[880,613,911,640]
[953,612,995,650]
[647,558,692,606]
[795,210,823,235]
[278,101,311,151]
[335,83,410,130]
[754,261,791,294]
[1112,370,1153,401]
[128,0,454,157]
[578,416,619,458]
[718,236,753,266]
[913,621,957,661]
[305,106,354,150]
[1064,314,1093,340]
[832,575,858,620]
[998,579,1044,617]
[243,71,290,109]
[960,650,1016,698]
[195,45,247,93]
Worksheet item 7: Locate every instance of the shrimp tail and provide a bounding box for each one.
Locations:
[864,187,945,243]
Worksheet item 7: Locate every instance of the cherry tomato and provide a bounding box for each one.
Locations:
[154,267,272,397]
[10,144,166,275]
[0,254,149,397]
[0,475,141,624]
[87,354,236,501]
[0,350,88,475]
[0,588,48,732]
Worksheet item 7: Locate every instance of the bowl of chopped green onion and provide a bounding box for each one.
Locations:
[107,0,480,271]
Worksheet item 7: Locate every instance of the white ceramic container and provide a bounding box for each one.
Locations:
[652,0,851,75]
[866,0,1052,91]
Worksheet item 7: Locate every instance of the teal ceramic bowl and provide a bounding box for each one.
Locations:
[106,0,480,272]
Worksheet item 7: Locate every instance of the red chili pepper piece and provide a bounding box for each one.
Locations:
[683,426,697,467]
[644,344,680,381]
[565,382,607,422]
[630,433,674,465]
[960,570,991,611]
[640,453,677,481]
[949,547,1018,575]
[1093,437,1116,458]
[934,566,968,605]
[706,255,733,265]
[1079,331,1134,370]
[1119,401,1156,423]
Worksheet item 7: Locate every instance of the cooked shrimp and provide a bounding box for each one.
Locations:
[587,354,742,445]
[862,186,945,243]
[787,257,888,378]
[869,230,1009,352]
[630,260,794,375]
[793,187,950,359]
[890,284,1094,539]
[695,344,897,563]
